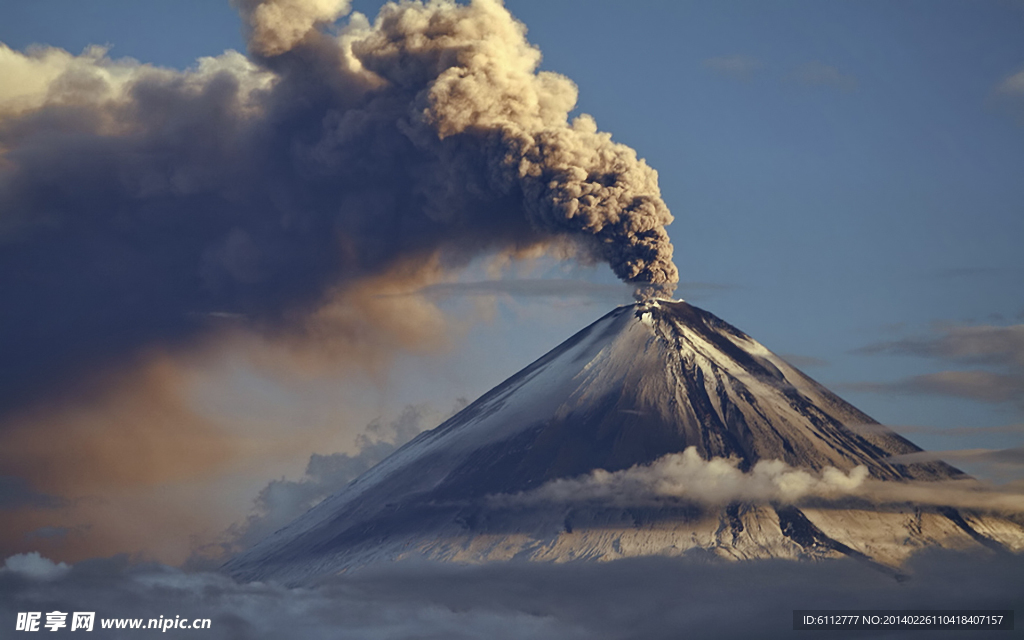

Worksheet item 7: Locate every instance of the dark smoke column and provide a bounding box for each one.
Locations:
[247,0,680,298]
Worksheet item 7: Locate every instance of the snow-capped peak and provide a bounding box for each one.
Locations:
[224,301,1022,585]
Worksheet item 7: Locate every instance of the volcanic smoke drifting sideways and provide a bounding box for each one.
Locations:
[0,0,677,420]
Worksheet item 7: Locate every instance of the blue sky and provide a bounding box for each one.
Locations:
[0,0,1022,564]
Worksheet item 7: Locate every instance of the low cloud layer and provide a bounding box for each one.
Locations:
[492,447,1024,514]
[888,446,1024,467]
[873,423,1024,438]
[852,371,1024,405]
[854,324,1024,409]
[859,324,1024,367]
[1,551,1022,639]
[494,447,869,507]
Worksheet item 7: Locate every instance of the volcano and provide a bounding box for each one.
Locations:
[226,300,1024,585]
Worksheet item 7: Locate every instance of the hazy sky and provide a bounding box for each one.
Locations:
[0,0,1022,570]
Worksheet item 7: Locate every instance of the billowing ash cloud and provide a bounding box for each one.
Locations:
[0,0,677,418]
[493,447,1024,513]
[234,0,352,56]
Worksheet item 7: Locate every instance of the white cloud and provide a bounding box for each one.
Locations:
[492,447,869,507]
[2,552,70,580]
[491,447,1024,513]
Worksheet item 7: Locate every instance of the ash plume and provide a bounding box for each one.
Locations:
[0,0,677,420]
[234,0,352,56]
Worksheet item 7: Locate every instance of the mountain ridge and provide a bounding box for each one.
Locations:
[225,300,1023,585]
